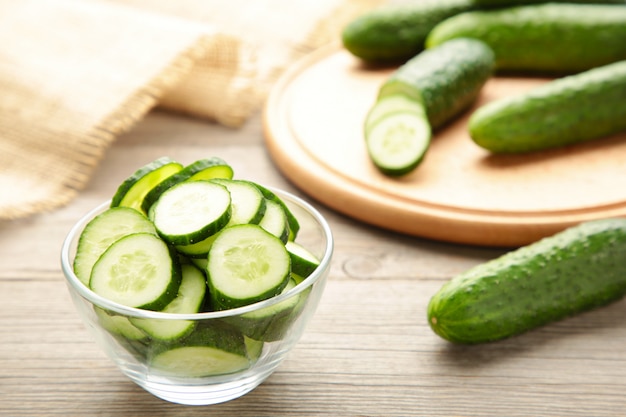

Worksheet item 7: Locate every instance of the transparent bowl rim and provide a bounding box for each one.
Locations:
[60,188,333,321]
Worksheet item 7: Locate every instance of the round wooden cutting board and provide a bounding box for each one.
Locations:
[262,44,626,247]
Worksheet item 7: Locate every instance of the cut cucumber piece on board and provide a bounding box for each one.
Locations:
[365,109,432,176]
[365,38,495,175]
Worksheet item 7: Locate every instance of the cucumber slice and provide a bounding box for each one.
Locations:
[258,199,290,244]
[175,234,218,259]
[187,158,234,181]
[286,241,320,278]
[150,180,232,246]
[73,207,157,286]
[111,157,183,213]
[90,233,182,310]
[365,110,432,176]
[150,324,249,377]
[210,179,267,226]
[141,157,234,213]
[252,183,300,240]
[207,224,291,310]
[94,306,147,341]
[226,278,302,342]
[131,264,207,341]
[364,94,427,132]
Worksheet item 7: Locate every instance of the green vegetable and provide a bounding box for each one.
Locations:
[472,0,625,7]
[469,60,626,153]
[428,218,626,344]
[341,0,476,62]
[426,3,626,74]
[364,38,494,175]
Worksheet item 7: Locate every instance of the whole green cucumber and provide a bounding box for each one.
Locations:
[472,0,625,7]
[364,38,494,176]
[341,0,477,63]
[428,218,626,344]
[469,60,626,153]
[426,3,626,73]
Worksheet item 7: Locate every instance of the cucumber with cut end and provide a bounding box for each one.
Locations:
[111,156,183,214]
[469,60,626,153]
[428,218,626,344]
[130,264,207,341]
[90,233,182,311]
[73,207,157,286]
[365,38,494,175]
[207,224,291,310]
[149,323,249,377]
[150,180,232,246]
[141,157,234,213]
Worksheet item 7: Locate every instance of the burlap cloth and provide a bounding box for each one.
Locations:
[0,0,383,220]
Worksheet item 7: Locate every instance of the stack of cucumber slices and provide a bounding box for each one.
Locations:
[72,156,322,377]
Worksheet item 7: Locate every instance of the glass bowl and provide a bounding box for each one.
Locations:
[60,189,333,405]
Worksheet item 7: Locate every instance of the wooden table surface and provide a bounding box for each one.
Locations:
[2,109,626,417]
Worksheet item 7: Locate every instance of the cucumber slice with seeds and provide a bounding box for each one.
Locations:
[141,157,234,213]
[90,233,181,310]
[207,224,291,310]
[365,109,432,176]
[73,207,157,286]
[111,157,183,213]
[150,181,232,246]
[130,264,207,341]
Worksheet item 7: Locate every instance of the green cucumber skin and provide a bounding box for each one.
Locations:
[469,60,626,153]
[428,218,626,344]
[426,4,626,74]
[341,0,477,62]
[473,0,625,7]
[379,38,495,129]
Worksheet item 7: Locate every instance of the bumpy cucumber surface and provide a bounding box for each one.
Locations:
[472,0,625,6]
[426,3,626,73]
[379,38,495,129]
[341,0,476,62]
[469,60,626,153]
[428,218,626,344]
